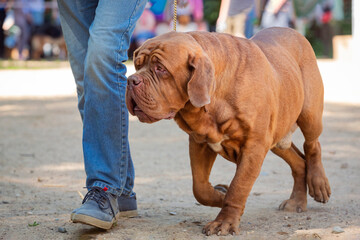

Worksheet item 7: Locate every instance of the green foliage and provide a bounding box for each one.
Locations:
[305,21,325,57]
[28,221,40,227]
[338,20,352,35]
[203,0,221,25]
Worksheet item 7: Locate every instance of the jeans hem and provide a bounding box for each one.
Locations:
[90,181,134,197]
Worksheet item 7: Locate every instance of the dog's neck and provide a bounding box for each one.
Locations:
[175,101,224,144]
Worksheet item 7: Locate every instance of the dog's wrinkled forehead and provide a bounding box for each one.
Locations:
[133,42,160,70]
[134,48,151,70]
[133,32,197,71]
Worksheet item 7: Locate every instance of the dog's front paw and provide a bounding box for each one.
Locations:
[279,198,307,213]
[202,219,240,236]
[202,206,241,236]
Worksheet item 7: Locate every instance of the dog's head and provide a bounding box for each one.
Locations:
[126,32,215,123]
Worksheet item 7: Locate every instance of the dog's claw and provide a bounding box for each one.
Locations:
[203,219,240,236]
[279,200,287,210]
[296,207,303,213]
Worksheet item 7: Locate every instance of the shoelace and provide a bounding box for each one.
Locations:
[82,186,116,218]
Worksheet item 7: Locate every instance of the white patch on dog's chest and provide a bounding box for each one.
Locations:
[208,142,223,152]
[207,135,229,152]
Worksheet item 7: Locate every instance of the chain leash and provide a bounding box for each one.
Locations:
[173,0,177,31]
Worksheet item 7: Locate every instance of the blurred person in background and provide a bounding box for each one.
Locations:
[28,0,44,59]
[317,0,334,57]
[189,0,205,28]
[149,0,168,21]
[176,2,199,32]
[8,0,32,60]
[260,0,295,29]
[216,0,254,37]
[0,0,6,58]
[28,0,44,28]
[148,0,171,44]
[312,0,334,57]
[292,0,320,36]
[167,0,206,31]
[203,0,221,32]
[132,7,156,48]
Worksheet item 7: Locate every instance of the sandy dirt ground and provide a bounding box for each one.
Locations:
[0,61,359,240]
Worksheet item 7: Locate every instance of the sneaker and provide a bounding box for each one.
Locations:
[71,186,120,229]
[118,194,138,218]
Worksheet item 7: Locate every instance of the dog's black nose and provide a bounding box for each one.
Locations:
[128,75,142,86]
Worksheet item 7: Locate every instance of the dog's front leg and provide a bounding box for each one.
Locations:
[189,136,225,208]
[203,143,267,236]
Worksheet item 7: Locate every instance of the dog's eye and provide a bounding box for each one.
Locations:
[135,59,143,70]
[155,64,167,73]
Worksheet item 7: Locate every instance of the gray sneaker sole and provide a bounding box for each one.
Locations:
[71,210,138,229]
[119,209,138,218]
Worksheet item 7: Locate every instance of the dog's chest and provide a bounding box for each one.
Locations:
[191,132,240,162]
[176,111,243,162]
[207,135,229,152]
[190,131,227,152]
[207,142,223,152]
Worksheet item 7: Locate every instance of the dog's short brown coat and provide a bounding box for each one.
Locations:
[126,27,331,236]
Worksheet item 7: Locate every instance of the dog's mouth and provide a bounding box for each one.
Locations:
[131,98,160,123]
[127,94,176,123]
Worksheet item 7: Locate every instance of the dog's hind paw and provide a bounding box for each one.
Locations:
[279,198,307,213]
[307,167,331,203]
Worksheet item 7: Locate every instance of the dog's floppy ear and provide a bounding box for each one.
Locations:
[187,51,215,108]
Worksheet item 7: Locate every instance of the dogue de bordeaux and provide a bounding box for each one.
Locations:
[126,27,331,236]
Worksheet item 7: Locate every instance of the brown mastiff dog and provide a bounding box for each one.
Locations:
[126,27,331,236]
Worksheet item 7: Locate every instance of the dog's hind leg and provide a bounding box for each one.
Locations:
[296,63,331,203]
[295,45,331,203]
[297,109,331,203]
[189,136,225,208]
[272,143,307,212]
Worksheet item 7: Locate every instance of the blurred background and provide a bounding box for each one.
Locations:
[0,0,358,103]
[0,0,356,62]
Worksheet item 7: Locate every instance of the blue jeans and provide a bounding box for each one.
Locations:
[58,0,146,197]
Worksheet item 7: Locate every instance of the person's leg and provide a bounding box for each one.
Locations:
[245,7,255,38]
[14,14,30,59]
[232,7,252,38]
[260,11,275,28]
[58,0,146,229]
[59,0,146,196]
[30,10,45,26]
[232,12,247,37]
[57,0,97,118]
[224,17,234,35]
[82,0,146,197]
